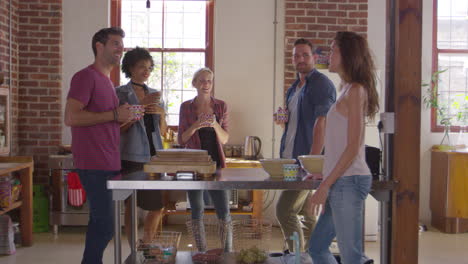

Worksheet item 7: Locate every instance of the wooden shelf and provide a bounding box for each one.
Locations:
[164,202,253,216]
[0,200,22,215]
[0,156,34,246]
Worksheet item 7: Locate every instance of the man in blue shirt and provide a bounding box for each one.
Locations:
[275,38,336,252]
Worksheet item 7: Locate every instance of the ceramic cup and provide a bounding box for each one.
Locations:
[282,164,299,181]
[129,105,144,120]
[276,108,289,123]
[199,113,215,126]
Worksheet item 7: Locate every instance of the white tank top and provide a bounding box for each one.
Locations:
[322,88,370,179]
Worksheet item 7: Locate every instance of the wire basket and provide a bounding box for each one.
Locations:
[137,231,182,264]
[186,218,240,252]
[235,219,272,253]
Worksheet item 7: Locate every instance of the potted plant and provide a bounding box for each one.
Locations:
[422,69,453,149]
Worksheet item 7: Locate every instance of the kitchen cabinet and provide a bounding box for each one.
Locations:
[0,156,34,246]
[430,148,468,233]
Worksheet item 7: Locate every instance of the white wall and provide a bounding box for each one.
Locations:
[420,0,442,223]
[62,0,110,144]
[213,0,284,159]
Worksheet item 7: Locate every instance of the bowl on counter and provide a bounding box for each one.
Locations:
[297,155,324,174]
[259,159,296,178]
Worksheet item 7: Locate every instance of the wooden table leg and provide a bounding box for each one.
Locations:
[19,165,33,246]
[252,190,263,219]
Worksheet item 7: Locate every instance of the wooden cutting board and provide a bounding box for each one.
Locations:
[144,161,216,174]
[151,156,212,162]
[156,149,208,158]
[146,149,216,174]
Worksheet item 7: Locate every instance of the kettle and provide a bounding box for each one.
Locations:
[243,136,262,160]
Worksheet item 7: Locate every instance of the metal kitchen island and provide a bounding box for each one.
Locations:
[107,168,394,264]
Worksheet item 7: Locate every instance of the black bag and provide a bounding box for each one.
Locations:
[365,145,381,180]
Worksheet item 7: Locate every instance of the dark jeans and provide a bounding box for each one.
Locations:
[76,169,120,264]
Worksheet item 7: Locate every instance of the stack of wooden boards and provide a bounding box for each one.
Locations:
[144,149,216,175]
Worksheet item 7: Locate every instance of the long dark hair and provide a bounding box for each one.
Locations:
[334,31,379,120]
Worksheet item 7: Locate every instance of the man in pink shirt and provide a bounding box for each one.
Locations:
[64,27,132,264]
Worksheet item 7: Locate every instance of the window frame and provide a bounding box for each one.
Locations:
[110,0,214,129]
[432,0,468,132]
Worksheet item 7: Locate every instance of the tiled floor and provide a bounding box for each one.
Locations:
[1,225,467,263]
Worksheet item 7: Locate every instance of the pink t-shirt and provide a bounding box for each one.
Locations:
[67,65,120,171]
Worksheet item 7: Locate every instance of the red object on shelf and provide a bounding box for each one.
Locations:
[67,172,86,207]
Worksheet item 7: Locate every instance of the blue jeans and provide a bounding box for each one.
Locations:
[77,169,120,264]
[308,175,371,264]
[187,190,231,221]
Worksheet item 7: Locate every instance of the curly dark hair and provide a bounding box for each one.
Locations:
[91,27,125,57]
[121,47,154,79]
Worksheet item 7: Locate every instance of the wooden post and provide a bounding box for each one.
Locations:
[19,164,34,246]
[252,190,263,219]
[386,0,422,263]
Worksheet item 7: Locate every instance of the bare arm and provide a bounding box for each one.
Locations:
[213,121,229,145]
[213,103,229,145]
[180,120,203,144]
[64,98,132,127]
[65,98,112,126]
[159,115,167,137]
[309,116,326,155]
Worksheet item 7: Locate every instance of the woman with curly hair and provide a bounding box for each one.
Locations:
[116,47,167,244]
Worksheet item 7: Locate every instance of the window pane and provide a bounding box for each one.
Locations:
[122,0,163,48]
[438,53,468,93]
[163,52,205,125]
[166,89,182,115]
[437,0,468,49]
[437,92,468,126]
[167,113,179,127]
[148,52,163,89]
[451,92,468,125]
[437,53,468,126]
[164,1,206,48]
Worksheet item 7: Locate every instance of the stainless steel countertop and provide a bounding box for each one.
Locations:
[107,168,320,190]
[50,154,395,194]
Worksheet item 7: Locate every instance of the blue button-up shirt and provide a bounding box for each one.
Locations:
[280,69,336,159]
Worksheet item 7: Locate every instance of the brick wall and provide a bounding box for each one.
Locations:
[284,0,368,90]
[17,0,63,183]
[0,0,19,155]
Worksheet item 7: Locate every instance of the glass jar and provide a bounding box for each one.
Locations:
[232,146,242,157]
[223,145,233,157]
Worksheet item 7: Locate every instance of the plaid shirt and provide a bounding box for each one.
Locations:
[178,97,229,168]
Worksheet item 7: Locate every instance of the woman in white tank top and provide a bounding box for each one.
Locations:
[307,32,379,264]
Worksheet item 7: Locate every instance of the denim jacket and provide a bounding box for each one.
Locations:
[116,82,164,163]
[280,69,336,159]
